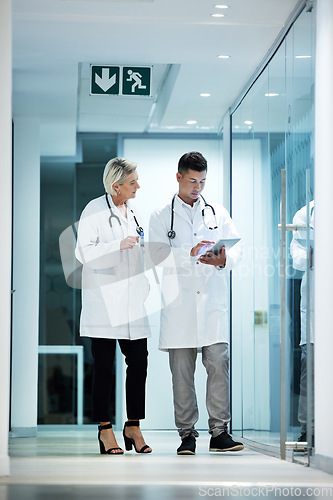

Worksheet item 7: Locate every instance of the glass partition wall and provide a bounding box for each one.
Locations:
[231,7,315,457]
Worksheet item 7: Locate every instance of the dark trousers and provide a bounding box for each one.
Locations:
[91,337,148,422]
[298,343,314,434]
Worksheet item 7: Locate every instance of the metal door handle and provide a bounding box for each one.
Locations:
[278,224,307,231]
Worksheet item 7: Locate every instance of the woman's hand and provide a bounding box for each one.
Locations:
[120,235,139,250]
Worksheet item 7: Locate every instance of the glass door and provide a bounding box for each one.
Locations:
[281,168,314,461]
[282,7,315,459]
[230,6,315,459]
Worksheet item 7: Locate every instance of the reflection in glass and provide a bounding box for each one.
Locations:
[231,8,315,451]
[290,200,314,446]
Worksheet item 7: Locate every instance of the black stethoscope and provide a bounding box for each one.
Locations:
[167,194,218,239]
[105,193,144,237]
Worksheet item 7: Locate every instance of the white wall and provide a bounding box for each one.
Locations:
[0,0,12,477]
[313,0,333,470]
[222,115,231,212]
[123,137,223,431]
[232,138,271,432]
[11,119,41,436]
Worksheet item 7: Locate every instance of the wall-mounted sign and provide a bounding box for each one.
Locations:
[91,66,120,95]
[90,65,151,96]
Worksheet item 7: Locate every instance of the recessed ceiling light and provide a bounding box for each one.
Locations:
[295,55,311,59]
[200,93,211,97]
[265,93,279,97]
[215,4,229,8]
[212,13,225,17]
[187,120,197,125]
[218,55,230,59]
[244,120,253,125]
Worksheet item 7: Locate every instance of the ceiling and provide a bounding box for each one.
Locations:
[12,0,301,156]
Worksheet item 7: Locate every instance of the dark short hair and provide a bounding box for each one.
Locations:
[178,152,207,175]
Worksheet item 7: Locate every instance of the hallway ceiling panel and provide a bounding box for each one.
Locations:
[12,0,300,155]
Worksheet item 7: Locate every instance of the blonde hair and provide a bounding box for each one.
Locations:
[103,157,137,195]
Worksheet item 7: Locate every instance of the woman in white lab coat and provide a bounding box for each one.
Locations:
[75,157,152,455]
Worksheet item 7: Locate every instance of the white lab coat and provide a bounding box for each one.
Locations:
[149,195,242,350]
[75,194,150,340]
[290,200,314,345]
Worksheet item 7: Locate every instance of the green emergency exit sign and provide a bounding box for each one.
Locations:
[90,65,151,96]
[91,66,120,95]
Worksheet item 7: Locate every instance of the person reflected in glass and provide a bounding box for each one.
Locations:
[290,200,314,446]
[75,157,152,455]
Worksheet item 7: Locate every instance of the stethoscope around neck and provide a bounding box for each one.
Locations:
[167,194,218,239]
[105,193,144,237]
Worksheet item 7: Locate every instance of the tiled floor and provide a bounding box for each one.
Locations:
[1,430,333,499]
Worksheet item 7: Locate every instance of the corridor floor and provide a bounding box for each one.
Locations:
[1,430,333,499]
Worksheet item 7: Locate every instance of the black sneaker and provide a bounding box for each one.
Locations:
[209,431,244,452]
[297,431,307,443]
[177,435,196,455]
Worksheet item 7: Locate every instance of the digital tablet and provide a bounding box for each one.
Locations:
[203,238,241,256]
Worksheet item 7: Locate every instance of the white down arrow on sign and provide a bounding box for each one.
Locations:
[95,68,117,92]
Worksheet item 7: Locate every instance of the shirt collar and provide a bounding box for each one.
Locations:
[176,194,201,210]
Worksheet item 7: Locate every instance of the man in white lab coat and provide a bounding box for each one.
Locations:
[149,152,244,455]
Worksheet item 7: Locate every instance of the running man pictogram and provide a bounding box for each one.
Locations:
[126,70,147,93]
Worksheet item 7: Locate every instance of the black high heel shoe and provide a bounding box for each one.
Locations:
[123,420,152,453]
[98,423,124,455]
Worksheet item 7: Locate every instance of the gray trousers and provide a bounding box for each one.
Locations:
[168,343,230,439]
[298,344,314,434]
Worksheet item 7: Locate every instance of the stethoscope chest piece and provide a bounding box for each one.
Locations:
[167,229,176,239]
